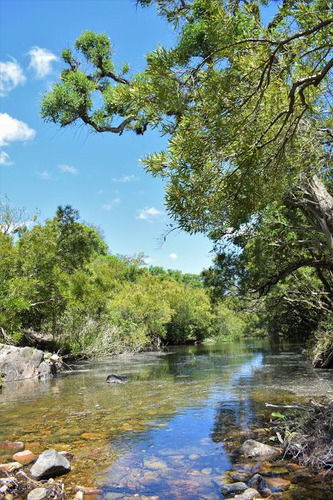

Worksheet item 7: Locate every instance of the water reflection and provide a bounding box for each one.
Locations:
[1,341,333,498]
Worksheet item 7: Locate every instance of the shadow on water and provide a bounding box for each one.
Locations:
[1,340,333,498]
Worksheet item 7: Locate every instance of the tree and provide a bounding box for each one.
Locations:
[41,0,332,253]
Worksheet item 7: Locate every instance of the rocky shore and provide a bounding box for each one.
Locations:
[0,442,101,499]
[1,417,333,500]
[0,345,61,383]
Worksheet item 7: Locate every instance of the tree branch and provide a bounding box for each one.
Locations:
[257,258,333,296]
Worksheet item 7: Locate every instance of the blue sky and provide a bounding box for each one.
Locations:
[0,0,215,274]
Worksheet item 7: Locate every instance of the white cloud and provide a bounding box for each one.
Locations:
[143,256,154,265]
[0,113,36,146]
[37,170,51,180]
[0,151,13,166]
[137,207,163,221]
[111,174,139,183]
[58,164,78,175]
[28,47,58,78]
[102,198,121,211]
[0,59,26,96]
[169,253,178,260]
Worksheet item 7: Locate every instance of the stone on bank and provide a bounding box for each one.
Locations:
[0,345,58,382]
[30,449,71,480]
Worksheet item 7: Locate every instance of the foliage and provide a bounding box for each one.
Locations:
[41,1,332,236]
[1,203,245,355]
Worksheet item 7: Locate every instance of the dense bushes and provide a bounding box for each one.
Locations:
[0,204,249,355]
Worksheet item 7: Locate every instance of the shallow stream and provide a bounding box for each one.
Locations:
[1,341,333,498]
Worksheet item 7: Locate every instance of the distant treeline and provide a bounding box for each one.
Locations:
[0,204,253,355]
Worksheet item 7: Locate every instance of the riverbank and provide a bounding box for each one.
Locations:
[218,397,333,499]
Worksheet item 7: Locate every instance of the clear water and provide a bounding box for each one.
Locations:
[1,340,333,499]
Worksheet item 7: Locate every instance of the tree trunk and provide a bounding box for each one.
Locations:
[298,174,333,254]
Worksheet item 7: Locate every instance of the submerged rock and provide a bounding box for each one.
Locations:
[234,488,262,499]
[240,440,281,461]
[263,476,291,492]
[30,449,70,480]
[221,481,248,497]
[106,374,125,384]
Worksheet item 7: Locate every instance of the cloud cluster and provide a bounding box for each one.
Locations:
[0,59,26,96]
[37,170,51,180]
[137,207,163,221]
[1,46,58,98]
[58,164,78,175]
[169,253,178,260]
[111,174,139,183]
[102,198,121,211]
[0,112,36,147]
[28,47,58,78]
[0,151,12,166]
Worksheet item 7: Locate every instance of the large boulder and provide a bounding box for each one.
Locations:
[0,345,56,382]
[239,440,281,461]
[30,449,71,480]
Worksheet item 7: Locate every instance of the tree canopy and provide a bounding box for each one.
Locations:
[41,0,332,236]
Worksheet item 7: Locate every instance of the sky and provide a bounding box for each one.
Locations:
[0,0,215,274]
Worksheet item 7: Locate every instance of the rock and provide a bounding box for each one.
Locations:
[263,477,291,492]
[286,463,302,472]
[37,361,56,379]
[248,474,262,490]
[106,374,125,384]
[12,450,36,464]
[221,481,248,497]
[30,449,71,480]
[0,345,56,382]
[74,486,102,495]
[230,471,251,482]
[240,440,281,461]
[259,487,272,497]
[289,468,313,483]
[0,441,25,453]
[73,492,84,500]
[59,451,74,461]
[0,462,22,472]
[27,488,48,500]
[234,488,262,499]
[143,457,167,470]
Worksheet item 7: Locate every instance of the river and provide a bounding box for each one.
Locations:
[1,340,333,499]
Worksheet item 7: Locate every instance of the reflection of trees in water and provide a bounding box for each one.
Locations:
[210,398,258,445]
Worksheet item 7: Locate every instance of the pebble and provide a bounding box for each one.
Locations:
[1,442,25,453]
[264,477,291,492]
[0,462,22,472]
[143,458,167,470]
[233,488,262,499]
[12,450,36,464]
[27,487,48,500]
